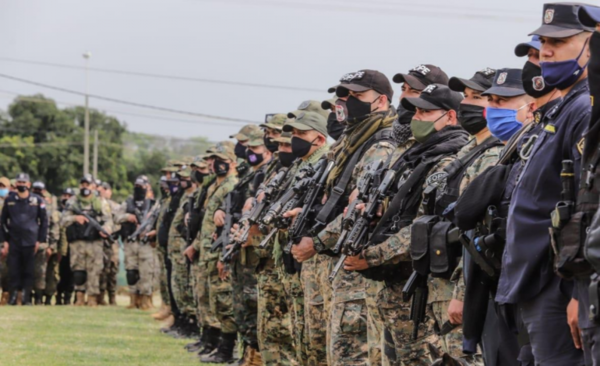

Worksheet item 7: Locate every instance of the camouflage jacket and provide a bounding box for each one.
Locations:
[60,195,114,237]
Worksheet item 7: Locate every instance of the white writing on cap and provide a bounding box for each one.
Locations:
[340,71,365,82]
[479,68,495,76]
[411,65,431,76]
[422,84,437,94]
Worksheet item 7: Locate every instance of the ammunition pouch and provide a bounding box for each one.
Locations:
[73,270,87,286]
[552,211,593,279]
[410,215,439,276]
[429,221,461,279]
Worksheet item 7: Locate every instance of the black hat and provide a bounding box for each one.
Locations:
[80,175,94,184]
[32,181,45,190]
[449,68,496,93]
[515,36,542,57]
[401,84,463,112]
[530,3,594,38]
[328,72,353,93]
[482,68,526,97]
[579,5,600,28]
[15,173,30,182]
[393,64,449,90]
[63,187,75,196]
[335,70,394,101]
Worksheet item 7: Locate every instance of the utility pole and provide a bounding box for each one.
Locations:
[93,129,98,179]
[83,51,92,176]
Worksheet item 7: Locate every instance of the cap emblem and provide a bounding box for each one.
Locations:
[298,101,311,110]
[544,9,554,24]
[422,84,438,94]
[340,71,365,82]
[497,72,507,85]
[335,105,346,122]
[411,64,431,76]
[479,68,495,76]
[532,76,545,91]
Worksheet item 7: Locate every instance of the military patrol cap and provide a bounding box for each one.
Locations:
[393,64,449,90]
[482,68,526,97]
[449,68,496,93]
[579,5,600,27]
[0,177,10,188]
[530,3,594,38]
[335,70,394,101]
[272,131,292,144]
[15,173,30,183]
[230,124,260,141]
[247,129,266,147]
[402,84,463,112]
[514,36,542,57]
[32,181,45,190]
[260,114,287,131]
[63,187,76,196]
[208,141,237,161]
[283,111,328,137]
[288,100,330,119]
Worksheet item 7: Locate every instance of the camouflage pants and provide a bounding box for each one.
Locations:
[280,266,308,365]
[365,278,384,366]
[376,283,440,366]
[301,255,331,366]
[70,240,104,296]
[257,269,299,366]
[99,241,119,294]
[156,247,170,307]
[33,242,49,292]
[208,259,237,334]
[44,254,60,297]
[232,248,258,347]
[0,255,9,292]
[195,261,220,329]
[124,241,155,295]
[169,236,195,316]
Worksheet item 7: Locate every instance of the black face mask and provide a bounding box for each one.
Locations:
[234,142,247,160]
[17,185,28,193]
[291,136,317,158]
[61,198,68,207]
[245,149,264,166]
[133,186,147,201]
[345,95,379,124]
[458,104,488,135]
[278,151,296,167]
[33,189,43,196]
[80,188,91,196]
[522,61,555,98]
[191,170,207,184]
[327,112,345,140]
[263,136,279,153]
[179,180,191,190]
[396,103,414,125]
[214,160,230,176]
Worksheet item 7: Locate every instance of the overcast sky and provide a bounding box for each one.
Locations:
[0,0,555,141]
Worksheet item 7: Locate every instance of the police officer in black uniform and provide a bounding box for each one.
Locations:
[0,173,48,306]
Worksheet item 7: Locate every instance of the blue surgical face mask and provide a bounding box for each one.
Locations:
[485,104,528,141]
[540,37,590,90]
[0,188,8,197]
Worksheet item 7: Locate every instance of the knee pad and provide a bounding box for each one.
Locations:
[73,271,87,286]
[126,270,140,286]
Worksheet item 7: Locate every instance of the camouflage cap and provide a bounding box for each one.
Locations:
[161,165,179,173]
[260,113,287,131]
[287,100,329,119]
[229,124,260,141]
[272,131,292,144]
[208,141,236,161]
[247,129,266,147]
[177,166,192,178]
[282,111,328,137]
[205,145,217,154]
[191,155,209,169]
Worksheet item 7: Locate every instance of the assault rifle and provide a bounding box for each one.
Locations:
[127,202,161,244]
[210,194,235,253]
[69,205,116,244]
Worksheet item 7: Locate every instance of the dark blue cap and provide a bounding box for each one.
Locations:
[15,173,30,182]
[482,68,526,97]
[579,5,600,28]
[530,3,594,38]
[515,36,541,57]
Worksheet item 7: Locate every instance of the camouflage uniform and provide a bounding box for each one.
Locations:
[0,195,8,295]
[317,137,396,366]
[156,195,171,308]
[43,195,61,300]
[100,198,121,299]
[60,195,114,296]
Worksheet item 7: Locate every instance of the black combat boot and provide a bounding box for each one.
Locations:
[22,290,33,306]
[186,326,209,352]
[161,314,184,335]
[182,315,200,339]
[44,295,52,305]
[64,292,72,305]
[34,291,43,305]
[8,291,18,306]
[200,332,236,363]
[55,293,63,305]
[197,327,221,356]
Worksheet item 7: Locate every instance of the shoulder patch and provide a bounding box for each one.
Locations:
[544,124,556,134]
[577,137,585,155]
[426,172,448,188]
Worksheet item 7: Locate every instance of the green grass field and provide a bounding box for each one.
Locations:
[0,296,210,366]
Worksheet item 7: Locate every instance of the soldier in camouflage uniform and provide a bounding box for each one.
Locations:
[56,188,75,305]
[185,142,240,363]
[97,182,122,306]
[60,175,114,307]
[0,176,11,305]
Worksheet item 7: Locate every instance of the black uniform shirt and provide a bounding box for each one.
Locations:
[0,191,48,247]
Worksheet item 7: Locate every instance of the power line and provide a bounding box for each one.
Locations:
[0,57,324,93]
[0,72,259,124]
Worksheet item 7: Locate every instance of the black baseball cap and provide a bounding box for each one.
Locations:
[449,68,496,93]
[482,68,526,97]
[393,64,449,90]
[401,84,463,112]
[515,36,542,57]
[579,5,600,27]
[335,70,394,101]
[15,173,30,182]
[328,72,353,93]
[529,3,595,38]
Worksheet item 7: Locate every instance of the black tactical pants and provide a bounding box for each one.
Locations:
[8,244,35,292]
